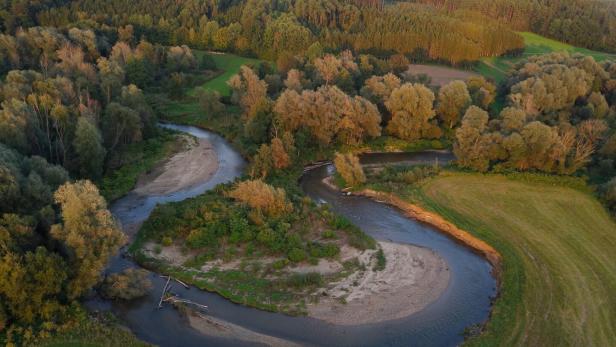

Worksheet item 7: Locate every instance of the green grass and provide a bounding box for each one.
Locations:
[99,130,180,201]
[39,315,149,347]
[395,172,616,346]
[191,52,261,96]
[477,32,616,81]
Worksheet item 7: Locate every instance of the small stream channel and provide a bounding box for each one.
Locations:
[87,124,496,347]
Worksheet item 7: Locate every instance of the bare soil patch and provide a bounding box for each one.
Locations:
[406,64,478,87]
[134,135,219,196]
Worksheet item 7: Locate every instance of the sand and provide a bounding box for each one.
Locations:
[187,311,302,347]
[308,241,450,326]
[134,135,219,196]
[406,64,478,86]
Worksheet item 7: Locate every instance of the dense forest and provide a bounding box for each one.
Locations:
[2,0,616,345]
[413,0,616,53]
[0,0,523,66]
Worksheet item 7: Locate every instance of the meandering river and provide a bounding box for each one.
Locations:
[87,124,496,347]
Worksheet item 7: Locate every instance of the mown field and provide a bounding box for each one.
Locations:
[476,32,616,81]
[399,172,616,346]
[191,51,260,96]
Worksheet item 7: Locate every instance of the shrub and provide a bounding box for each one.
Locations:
[161,236,173,246]
[288,248,307,262]
[286,272,323,288]
[321,230,337,239]
[100,269,152,300]
[374,248,386,271]
[272,259,289,270]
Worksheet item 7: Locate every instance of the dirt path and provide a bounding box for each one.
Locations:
[308,241,450,326]
[134,135,219,196]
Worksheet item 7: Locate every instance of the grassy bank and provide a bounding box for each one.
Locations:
[476,32,616,81]
[374,171,616,345]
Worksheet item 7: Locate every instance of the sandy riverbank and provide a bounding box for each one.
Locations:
[187,312,302,347]
[308,241,450,326]
[134,135,219,196]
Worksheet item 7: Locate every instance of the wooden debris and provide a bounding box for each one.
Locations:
[158,276,171,309]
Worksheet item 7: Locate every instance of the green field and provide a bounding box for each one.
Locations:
[191,51,260,96]
[477,32,616,81]
[397,172,616,346]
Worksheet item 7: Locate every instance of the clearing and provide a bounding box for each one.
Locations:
[397,172,616,346]
[406,64,478,86]
[476,32,616,81]
[191,51,261,96]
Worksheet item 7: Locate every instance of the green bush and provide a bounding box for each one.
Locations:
[272,259,289,270]
[161,236,173,246]
[321,230,337,239]
[286,272,323,288]
[288,248,307,262]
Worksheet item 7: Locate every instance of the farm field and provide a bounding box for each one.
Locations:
[476,32,616,81]
[399,172,616,346]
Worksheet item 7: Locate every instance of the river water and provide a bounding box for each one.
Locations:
[88,124,496,347]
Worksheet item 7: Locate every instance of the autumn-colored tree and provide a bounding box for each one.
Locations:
[228,65,269,119]
[360,73,401,105]
[284,69,304,92]
[500,107,527,133]
[453,106,493,172]
[334,152,366,186]
[228,180,292,218]
[385,83,438,141]
[51,180,126,299]
[271,137,291,169]
[274,85,381,146]
[467,76,496,109]
[436,80,471,128]
[97,57,125,104]
[314,54,343,85]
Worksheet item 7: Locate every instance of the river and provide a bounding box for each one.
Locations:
[87,124,496,347]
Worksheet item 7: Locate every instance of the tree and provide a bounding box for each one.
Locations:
[360,73,401,105]
[97,57,125,104]
[100,269,152,300]
[228,180,292,218]
[467,76,496,109]
[500,107,527,133]
[453,106,492,172]
[314,54,343,85]
[334,152,366,186]
[284,69,304,92]
[385,83,438,141]
[228,66,268,119]
[0,246,67,324]
[50,180,126,299]
[101,102,142,152]
[73,117,106,179]
[271,137,291,170]
[196,88,224,118]
[437,80,471,129]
